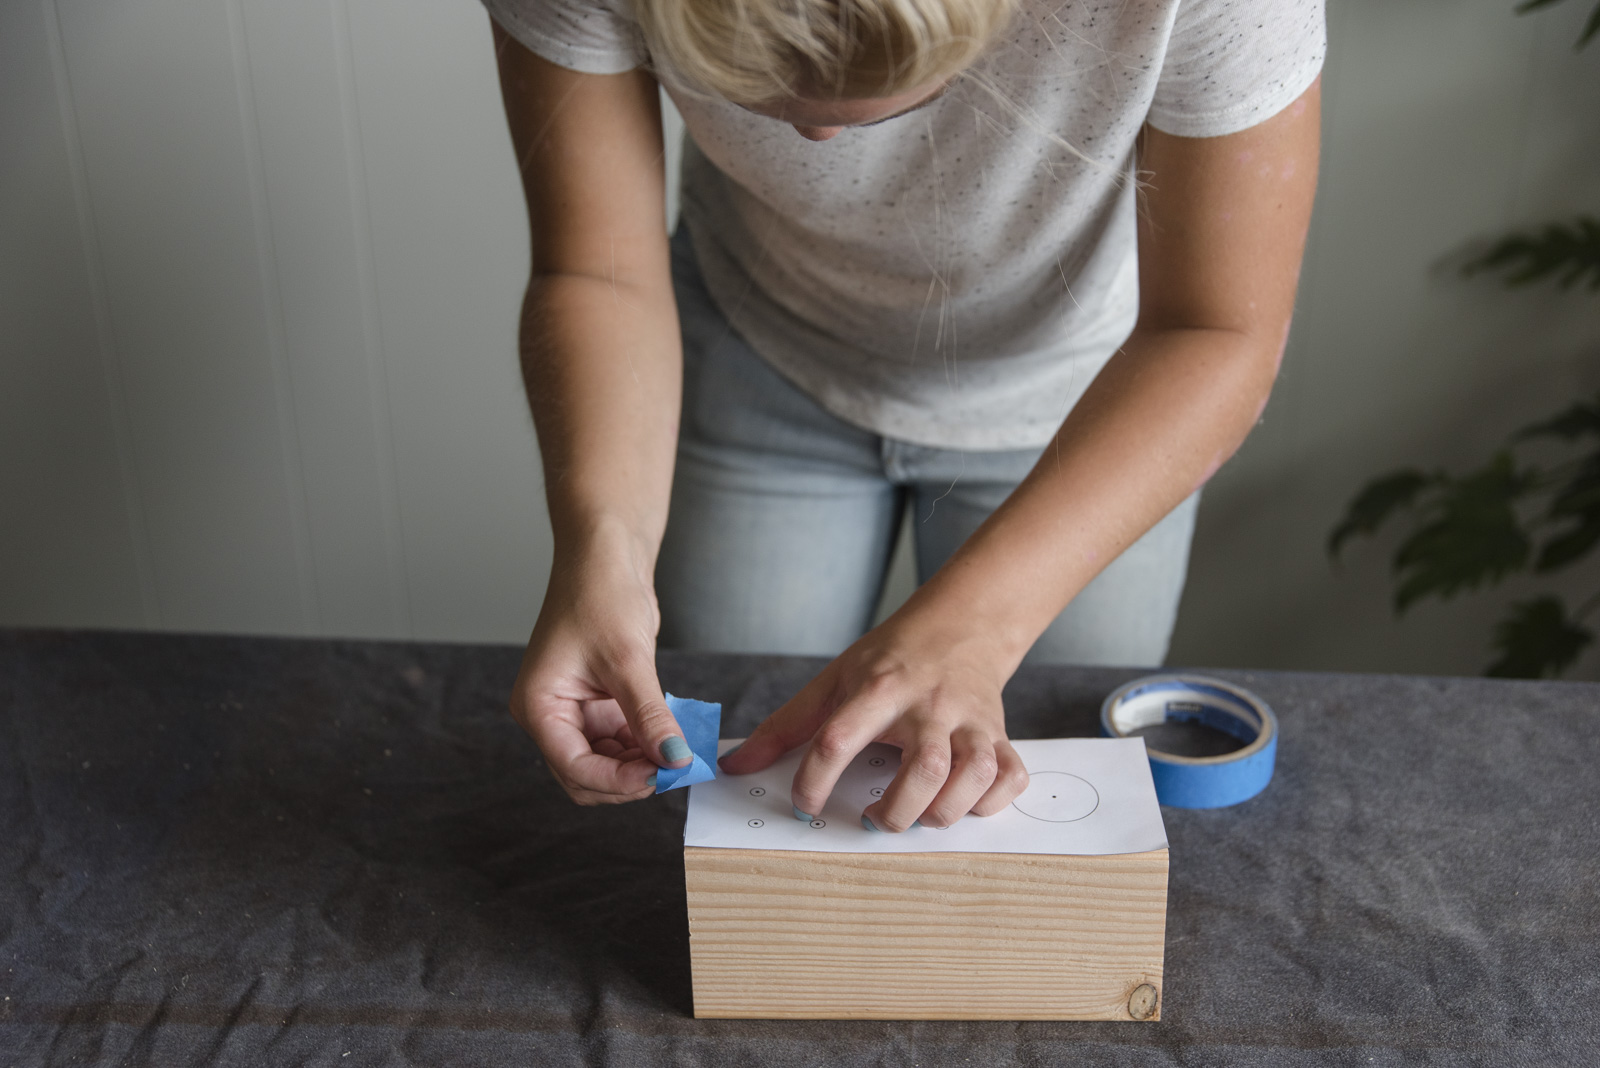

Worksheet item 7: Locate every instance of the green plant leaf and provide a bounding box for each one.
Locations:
[1538,517,1600,570]
[1463,217,1600,289]
[1328,470,1434,559]
[1536,450,1600,570]
[1517,391,1600,442]
[1514,0,1600,48]
[1485,596,1594,678]
[1390,453,1536,612]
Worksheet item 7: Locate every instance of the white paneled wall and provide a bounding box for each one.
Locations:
[2,0,684,642]
[2,0,1597,676]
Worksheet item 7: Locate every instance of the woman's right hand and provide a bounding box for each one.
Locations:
[493,30,685,801]
[509,524,691,805]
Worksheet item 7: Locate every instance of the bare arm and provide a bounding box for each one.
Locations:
[722,80,1322,830]
[916,81,1323,668]
[495,26,689,802]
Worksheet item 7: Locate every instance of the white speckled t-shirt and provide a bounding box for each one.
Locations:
[485,0,1325,449]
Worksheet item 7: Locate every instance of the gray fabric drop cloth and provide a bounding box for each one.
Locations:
[0,629,1595,1066]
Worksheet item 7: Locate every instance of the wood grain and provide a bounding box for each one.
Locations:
[685,847,1168,1020]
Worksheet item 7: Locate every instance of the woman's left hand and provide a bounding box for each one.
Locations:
[715,609,1031,831]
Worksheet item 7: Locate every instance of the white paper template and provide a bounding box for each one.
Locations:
[684,738,1167,855]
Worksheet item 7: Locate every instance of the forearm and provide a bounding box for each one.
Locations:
[492,32,677,572]
[520,271,681,567]
[900,323,1281,674]
[900,85,1320,677]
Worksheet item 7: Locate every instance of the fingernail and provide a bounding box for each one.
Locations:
[861,814,880,832]
[660,736,691,764]
[718,742,743,765]
[646,771,657,790]
[913,820,922,828]
[793,806,815,822]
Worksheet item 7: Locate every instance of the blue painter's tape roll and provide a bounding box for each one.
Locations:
[1100,675,1278,809]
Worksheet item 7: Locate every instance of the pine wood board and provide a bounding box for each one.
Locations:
[685,846,1169,1020]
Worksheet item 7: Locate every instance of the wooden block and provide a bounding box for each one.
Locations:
[685,845,1168,1020]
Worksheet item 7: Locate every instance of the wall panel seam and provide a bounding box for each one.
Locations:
[43,0,161,627]
[332,0,414,637]
[225,0,322,633]
[1503,12,1546,224]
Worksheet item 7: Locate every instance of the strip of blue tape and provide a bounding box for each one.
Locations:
[1100,675,1277,809]
[654,694,721,793]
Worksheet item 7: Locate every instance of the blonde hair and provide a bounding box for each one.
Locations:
[633,0,1018,104]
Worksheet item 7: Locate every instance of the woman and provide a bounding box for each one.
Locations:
[490,0,1323,829]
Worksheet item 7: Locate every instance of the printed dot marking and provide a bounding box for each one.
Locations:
[809,819,826,829]
[868,757,886,767]
[748,819,764,828]
[870,787,884,797]
[748,787,765,797]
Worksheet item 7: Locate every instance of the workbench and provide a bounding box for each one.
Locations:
[1,630,1595,1065]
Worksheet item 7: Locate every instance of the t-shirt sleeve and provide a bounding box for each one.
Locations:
[1148,0,1326,137]
[481,0,649,75]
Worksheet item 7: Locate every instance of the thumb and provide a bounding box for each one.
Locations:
[603,655,692,769]
[718,669,835,775]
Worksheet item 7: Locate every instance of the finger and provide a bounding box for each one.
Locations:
[600,654,692,769]
[788,691,895,820]
[917,728,1000,828]
[527,697,658,799]
[575,698,629,743]
[971,739,1030,817]
[562,753,660,802]
[718,667,839,776]
[591,714,639,753]
[862,730,952,833]
[558,755,661,805]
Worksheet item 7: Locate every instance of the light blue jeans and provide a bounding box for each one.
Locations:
[655,230,1197,666]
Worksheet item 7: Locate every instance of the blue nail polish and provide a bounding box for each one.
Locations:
[718,742,743,764]
[861,814,880,832]
[660,736,691,764]
[793,806,814,822]
[646,770,657,790]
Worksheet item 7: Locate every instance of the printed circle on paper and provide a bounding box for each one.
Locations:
[1011,771,1099,823]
